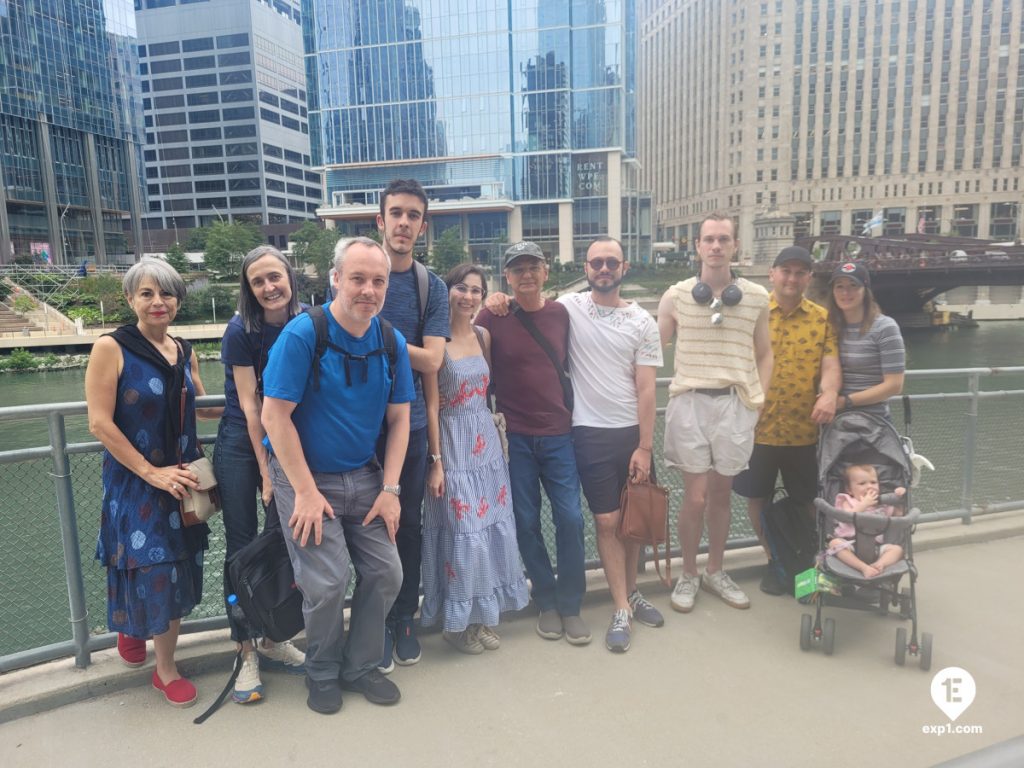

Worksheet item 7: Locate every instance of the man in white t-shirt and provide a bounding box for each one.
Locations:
[559,237,664,653]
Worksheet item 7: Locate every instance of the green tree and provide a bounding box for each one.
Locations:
[185,227,209,252]
[290,221,340,278]
[428,226,467,276]
[165,242,189,274]
[202,221,263,279]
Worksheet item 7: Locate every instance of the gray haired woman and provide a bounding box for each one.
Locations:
[85,257,218,707]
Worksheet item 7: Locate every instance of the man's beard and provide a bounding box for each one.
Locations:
[589,276,623,293]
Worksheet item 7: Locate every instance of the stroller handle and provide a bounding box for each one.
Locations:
[813,499,921,531]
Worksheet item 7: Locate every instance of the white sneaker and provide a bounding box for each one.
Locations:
[232,650,263,704]
[474,624,501,651]
[701,569,751,609]
[670,573,701,613]
[257,639,306,674]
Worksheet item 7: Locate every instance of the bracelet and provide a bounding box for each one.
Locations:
[638,446,653,452]
[844,395,853,410]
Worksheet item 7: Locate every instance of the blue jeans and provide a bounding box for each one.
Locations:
[376,425,428,621]
[507,432,586,616]
[214,417,280,643]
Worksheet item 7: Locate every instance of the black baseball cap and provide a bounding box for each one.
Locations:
[503,241,546,268]
[830,261,871,288]
[772,245,814,269]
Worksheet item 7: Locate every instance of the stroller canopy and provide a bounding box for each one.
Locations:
[818,410,913,502]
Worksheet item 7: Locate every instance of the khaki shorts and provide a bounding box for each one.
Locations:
[663,390,759,476]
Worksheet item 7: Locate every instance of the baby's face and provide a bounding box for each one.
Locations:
[846,467,880,500]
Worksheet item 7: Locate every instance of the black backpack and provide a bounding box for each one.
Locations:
[304,305,398,393]
[761,492,817,594]
[194,523,304,724]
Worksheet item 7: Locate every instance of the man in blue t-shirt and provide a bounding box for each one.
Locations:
[374,178,451,670]
[262,237,415,715]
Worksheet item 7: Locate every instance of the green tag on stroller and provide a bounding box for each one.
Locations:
[794,567,818,599]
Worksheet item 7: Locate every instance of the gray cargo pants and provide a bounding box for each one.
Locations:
[270,458,402,682]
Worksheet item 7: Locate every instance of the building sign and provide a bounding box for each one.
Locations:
[573,154,606,197]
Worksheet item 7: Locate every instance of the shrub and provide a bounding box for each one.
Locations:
[13,295,36,313]
[66,307,104,325]
[5,348,37,370]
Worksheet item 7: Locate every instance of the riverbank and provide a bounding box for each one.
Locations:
[0,322,228,353]
[0,346,222,373]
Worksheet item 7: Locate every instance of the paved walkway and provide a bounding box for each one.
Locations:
[2,515,1022,768]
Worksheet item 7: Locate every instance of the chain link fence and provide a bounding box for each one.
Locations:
[2,370,1022,669]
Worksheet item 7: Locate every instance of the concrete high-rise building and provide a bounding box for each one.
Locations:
[135,0,320,249]
[1,0,144,265]
[306,1,651,265]
[639,0,1024,264]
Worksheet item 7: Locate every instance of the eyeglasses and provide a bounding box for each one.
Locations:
[587,257,622,271]
[508,264,544,276]
[452,283,484,297]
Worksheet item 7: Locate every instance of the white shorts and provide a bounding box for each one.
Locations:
[663,390,759,476]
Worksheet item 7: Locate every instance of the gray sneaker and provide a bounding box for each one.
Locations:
[701,569,751,609]
[536,609,564,640]
[605,609,631,653]
[562,614,592,646]
[443,628,484,655]
[628,589,665,628]
[670,573,701,613]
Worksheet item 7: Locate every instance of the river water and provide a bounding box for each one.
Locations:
[1,321,1022,658]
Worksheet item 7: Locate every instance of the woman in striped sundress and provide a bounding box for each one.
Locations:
[421,263,529,654]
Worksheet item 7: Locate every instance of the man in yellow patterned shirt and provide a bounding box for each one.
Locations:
[732,246,840,595]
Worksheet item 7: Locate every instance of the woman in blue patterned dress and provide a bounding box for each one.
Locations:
[85,257,218,707]
[422,264,529,654]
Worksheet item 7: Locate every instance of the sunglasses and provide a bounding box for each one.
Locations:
[587,257,622,270]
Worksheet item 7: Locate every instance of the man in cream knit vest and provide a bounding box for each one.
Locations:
[656,213,773,613]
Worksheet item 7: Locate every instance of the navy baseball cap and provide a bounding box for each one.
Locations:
[830,261,870,288]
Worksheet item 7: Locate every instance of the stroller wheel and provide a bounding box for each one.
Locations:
[800,614,812,652]
[822,618,836,656]
[920,632,933,672]
[895,627,907,666]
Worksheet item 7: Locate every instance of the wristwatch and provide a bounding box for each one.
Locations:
[427,453,442,465]
[382,483,401,496]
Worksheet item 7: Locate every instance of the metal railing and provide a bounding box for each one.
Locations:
[1,368,1022,673]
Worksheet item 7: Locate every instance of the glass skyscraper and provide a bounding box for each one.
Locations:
[0,0,144,265]
[304,0,650,263]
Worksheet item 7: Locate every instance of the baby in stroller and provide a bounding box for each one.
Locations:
[802,408,932,668]
[828,464,907,578]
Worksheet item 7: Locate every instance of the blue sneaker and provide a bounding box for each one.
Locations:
[393,616,421,666]
[378,623,395,674]
[605,609,631,653]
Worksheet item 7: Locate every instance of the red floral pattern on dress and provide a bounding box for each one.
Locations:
[450,497,471,521]
[477,497,489,518]
[449,374,490,408]
[472,434,486,455]
[497,485,508,506]
[445,562,456,581]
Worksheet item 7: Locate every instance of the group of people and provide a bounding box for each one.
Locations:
[84,181,905,713]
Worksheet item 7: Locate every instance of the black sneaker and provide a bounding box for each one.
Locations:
[306,675,343,715]
[340,669,401,706]
[759,561,787,596]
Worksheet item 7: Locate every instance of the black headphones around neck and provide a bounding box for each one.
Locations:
[691,273,744,307]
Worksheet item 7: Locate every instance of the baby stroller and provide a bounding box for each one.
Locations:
[799,403,933,670]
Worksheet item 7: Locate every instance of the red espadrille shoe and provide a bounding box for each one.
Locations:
[151,671,197,708]
[117,633,147,667]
